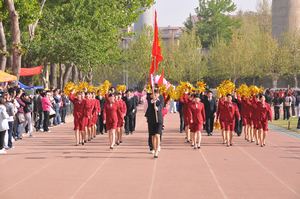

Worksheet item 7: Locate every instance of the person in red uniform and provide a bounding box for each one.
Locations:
[250,95,260,145]
[180,92,193,143]
[239,97,252,142]
[84,92,95,142]
[188,94,206,149]
[223,94,240,147]
[257,95,272,147]
[216,96,227,144]
[69,90,86,145]
[116,92,126,145]
[103,93,119,149]
[92,92,100,139]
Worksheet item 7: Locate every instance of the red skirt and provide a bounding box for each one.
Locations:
[74,116,85,131]
[257,120,268,131]
[224,121,235,131]
[117,117,124,128]
[190,122,203,132]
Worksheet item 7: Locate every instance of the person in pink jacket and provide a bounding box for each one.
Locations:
[41,91,52,132]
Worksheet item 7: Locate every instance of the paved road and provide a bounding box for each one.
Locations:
[0,109,299,199]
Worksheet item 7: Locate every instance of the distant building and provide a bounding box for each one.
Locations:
[159,26,184,46]
[133,7,154,32]
[272,0,300,39]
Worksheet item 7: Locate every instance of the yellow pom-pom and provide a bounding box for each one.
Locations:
[116,85,127,93]
[237,84,250,98]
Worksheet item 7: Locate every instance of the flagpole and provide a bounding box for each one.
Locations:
[152,57,158,123]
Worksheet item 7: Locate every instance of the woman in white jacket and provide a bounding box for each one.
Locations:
[0,97,9,154]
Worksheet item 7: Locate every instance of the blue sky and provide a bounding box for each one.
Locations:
[155,0,261,26]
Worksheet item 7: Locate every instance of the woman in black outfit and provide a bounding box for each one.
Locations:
[145,88,164,158]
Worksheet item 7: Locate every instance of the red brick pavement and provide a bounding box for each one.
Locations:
[0,109,299,199]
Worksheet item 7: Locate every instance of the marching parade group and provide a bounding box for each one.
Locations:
[1,80,300,159]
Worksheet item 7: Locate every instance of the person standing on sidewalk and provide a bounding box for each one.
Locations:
[41,91,52,133]
[4,93,16,149]
[0,97,9,154]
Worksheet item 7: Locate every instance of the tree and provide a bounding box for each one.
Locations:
[186,0,240,48]
[164,29,206,84]
[281,31,300,88]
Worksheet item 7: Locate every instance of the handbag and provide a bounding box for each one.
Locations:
[49,107,56,116]
[17,113,26,123]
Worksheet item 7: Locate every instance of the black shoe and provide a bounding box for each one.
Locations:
[116,142,120,145]
[110,146,114,149]
[154,155,158,158]
[82,142,84,145]
[120,141,123,143]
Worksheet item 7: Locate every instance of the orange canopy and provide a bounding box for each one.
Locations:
[0,70,17,82]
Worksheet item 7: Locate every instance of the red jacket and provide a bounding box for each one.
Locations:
[250,97,260,120]
[103,102,118,123]
[223,101,240,123]
[258,102,272,121]
[69,94,86,119]
[188,101,206,124]
[84,99,95,118]
[216,98,225,121]
[117,100,127,119]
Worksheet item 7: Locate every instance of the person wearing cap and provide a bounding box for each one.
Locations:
[103,93,119,149]
[145,88,164,158]
[257,95,272,147]
[188,94,206,149]
[223,94,240,147]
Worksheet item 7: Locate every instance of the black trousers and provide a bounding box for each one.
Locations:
[205,115,215,134]
[235,119,242,136]
[35,111,43,130]
[297,117,300,129]
[274,106,280,120]
[284,106,290,120]
[125,114,135,133]
[43,111,50,132]
[97,114,106,133]
[60,107,67,123]
[0,130,6,150]
[132,113,137,131]
[179,111,184,133]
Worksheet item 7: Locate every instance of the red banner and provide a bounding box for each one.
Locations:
[20,66,43,76]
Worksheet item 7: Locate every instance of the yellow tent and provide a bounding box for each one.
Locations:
[0,70,17,82]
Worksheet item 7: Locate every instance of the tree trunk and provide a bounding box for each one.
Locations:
[78,70,83,81]
[72,65,78,83]
[294,74,298,88]
[0,21,7,71]
[272,75,279,88]
[86,67,93,84]
[49,63,57,89]
[5,0,22,79]
[62,63,73,89]
[42,61,49,89]
[57,63,63,89]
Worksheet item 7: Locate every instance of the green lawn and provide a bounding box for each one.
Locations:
[270,117,300,134]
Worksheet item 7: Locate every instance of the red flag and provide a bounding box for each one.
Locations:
[151,11,163,74]
[158,68,164,86]
[20,66,43,77]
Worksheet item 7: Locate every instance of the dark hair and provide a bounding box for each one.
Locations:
[207,90,213,94]
[259,94,265,99]
[226,94,232,97]
[194,94,201,98]
[16,88,22,95]
[108,93,115,97]
[153,88,159,94]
